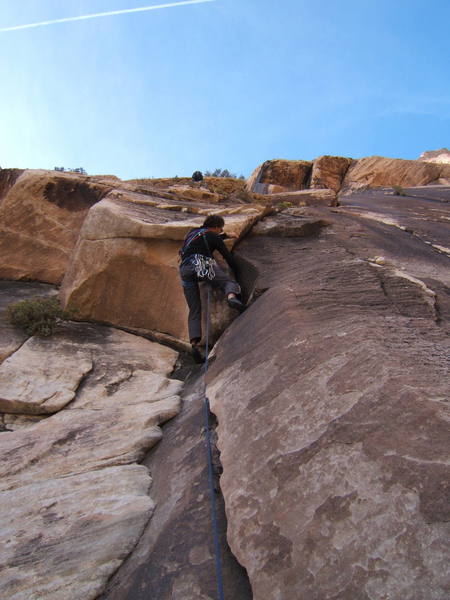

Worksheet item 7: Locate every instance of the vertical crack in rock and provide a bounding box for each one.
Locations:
[99,372,253,600]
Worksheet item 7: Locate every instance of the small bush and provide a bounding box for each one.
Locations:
[205,168,240,178]
[278,201,293,210]
[7,297,68,337]
[192,171,204,182]
[392,184,406,196]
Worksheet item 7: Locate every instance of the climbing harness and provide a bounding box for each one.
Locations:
[180,227,216,279]
[203,285,225,600]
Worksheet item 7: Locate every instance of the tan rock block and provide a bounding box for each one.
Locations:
[60,197,266,341]
[0,169,110,283]
[167,184,221,203]
[247,159,312,193]
[310,155,353,192]
[267,188,337,206]
[0,464,153,600]
[418,148,450,164]
[342,156,450,191]
[0,338,93,414]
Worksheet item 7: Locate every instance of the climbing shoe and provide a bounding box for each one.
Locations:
[227,297,246,313]
[191,344,204,364]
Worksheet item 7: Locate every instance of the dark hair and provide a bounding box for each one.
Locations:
[202,215,225,229]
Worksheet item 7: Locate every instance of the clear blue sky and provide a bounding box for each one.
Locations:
[1,0,449,179]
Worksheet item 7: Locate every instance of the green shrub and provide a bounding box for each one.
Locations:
[392,184,406,196]
[7,297,68,337]
[192,170,203,182]
[278,201,293,210]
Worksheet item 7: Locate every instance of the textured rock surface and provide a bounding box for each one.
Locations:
[265,188,337,206]
[342,155,450,192]
[60,192,265,342]
[206,187,450,600]
[419,148,450,164]
[310,154,353,192]
[0,337,93,414]
[247,155,450,196]
[0,169,110,283]
[247,159,312,193]
[251,212,329,237]
[0,313,182,600]
[100,373,252,600]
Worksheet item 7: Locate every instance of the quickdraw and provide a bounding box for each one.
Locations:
[192,254,216,280]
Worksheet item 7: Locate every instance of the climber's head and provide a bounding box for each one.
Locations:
[202,215,225,233]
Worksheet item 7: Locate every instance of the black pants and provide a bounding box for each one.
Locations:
[180,259,241,342]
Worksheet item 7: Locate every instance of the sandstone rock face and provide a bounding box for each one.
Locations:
[0,337,93,414]
[310,154,353,192]
[166,184,221,203]
[342,155,450,192]
[247,159,312,193]
[251,212,329,237]
[247,155,450,197]
[60,191,265,342]
[100,376,252,600]
[265,188,337,206]
[419,148,450,164]
[0,312,182,600]
[0,169,111,283]
[206,187,450,600]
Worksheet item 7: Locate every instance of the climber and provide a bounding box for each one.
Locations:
[179,215,245,362]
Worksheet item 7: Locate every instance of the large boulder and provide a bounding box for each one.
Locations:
[310,155,353,192]
[0,316,182,600]
[418,148,450,164]
[247,159,312,193]
[342,156,450,192]
[0,169,111,283]
[60,191,266,342]
[205,190,450,600]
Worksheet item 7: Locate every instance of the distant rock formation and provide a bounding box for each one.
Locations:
[247,154,450,196]
[419,147,450,164]
[247,159,312,194]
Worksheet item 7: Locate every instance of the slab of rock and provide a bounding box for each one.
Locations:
[0,337,93,414]
[1,465,153,600]
[0,317,182,599]
[0,169,111,283]
[419,148,450,164]
[251,214,329,237]
[166,184,221,203]
[206,204,450,600]
[342,155,450,192]
[266,188,337,206]
[60,194,265,342]
[310,155,353,192]
[339,187,450,282]
[247,159,312,193]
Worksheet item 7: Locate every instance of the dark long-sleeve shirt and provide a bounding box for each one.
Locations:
[181,229,238,272]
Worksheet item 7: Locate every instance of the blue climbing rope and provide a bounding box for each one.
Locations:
[203,285,225,600]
